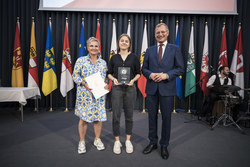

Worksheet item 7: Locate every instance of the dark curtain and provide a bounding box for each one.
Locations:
[1,0,250,111]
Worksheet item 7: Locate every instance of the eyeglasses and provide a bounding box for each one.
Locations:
[155,31,167,35]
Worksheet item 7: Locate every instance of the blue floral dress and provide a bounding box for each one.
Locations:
[72,55,107,123]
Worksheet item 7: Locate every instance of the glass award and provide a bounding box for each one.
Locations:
[118,67,130,84]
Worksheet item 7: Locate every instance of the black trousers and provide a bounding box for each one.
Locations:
[111,85,136,137]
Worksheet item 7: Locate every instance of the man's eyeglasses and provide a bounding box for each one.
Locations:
[155,31,167,35]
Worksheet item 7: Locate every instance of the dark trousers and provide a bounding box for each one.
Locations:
[206,92,220,116]
[146,89,173,147]
[111,85,136,136]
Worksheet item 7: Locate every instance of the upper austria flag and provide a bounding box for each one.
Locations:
[200,23,209,97]
[230,24,244,99]
[137,21,148,98]
[175,21,183,99]
[78,19,87,57]
[60,19,74,97]
[96,21,102,55]
[185,22,196,97]
[42,20,57,96]
[12,18,24,87]
[108,19,117,91]
[28,18,39,89]
[218,23,228,70]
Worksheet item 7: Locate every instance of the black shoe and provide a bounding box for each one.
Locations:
[161,146,169,160]
[143,144,157,154]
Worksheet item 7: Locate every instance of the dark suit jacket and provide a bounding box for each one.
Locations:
[142,43,184,96]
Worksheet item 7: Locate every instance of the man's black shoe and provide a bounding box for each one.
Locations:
[161,146,169,160]
[143,144,157,154]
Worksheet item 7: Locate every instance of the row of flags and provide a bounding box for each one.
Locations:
[11,18,245,100]
[184,22,244,99]
[11,17,102,98]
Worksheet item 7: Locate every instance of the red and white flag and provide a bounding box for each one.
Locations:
[60,20,74,97]
[28,18,39,88]
[218,24,228,70]
[200,23,209,97]
[96,20,102,55]
[137,21,148,98]
[230,24,244,99]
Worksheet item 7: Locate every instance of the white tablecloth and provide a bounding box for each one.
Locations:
[0,87,41,105]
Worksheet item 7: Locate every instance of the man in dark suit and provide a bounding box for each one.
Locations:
[142,23,184,160]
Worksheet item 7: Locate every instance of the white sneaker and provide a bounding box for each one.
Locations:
[113,140,122,154]
[78,140,86,154]
[125,140,133,153]
[94,138,105,151]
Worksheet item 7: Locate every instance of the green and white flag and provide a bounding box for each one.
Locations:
[185,23,196,97]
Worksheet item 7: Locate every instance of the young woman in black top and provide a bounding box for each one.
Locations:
[107,34,140,154]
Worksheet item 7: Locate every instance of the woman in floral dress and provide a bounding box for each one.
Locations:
[72,37,108,154]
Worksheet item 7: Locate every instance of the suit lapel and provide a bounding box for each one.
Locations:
[152,45,158,64]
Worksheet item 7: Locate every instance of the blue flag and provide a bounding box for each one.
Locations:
[42,22,57,96]
[175,24,183,99]
[79,22,86,57]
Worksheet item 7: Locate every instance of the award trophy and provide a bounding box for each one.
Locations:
[118,67,130,84]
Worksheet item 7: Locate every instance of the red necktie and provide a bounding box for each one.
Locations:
[158,43,163,64]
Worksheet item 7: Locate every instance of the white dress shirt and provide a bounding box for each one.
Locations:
[206,74,232,87]
[157,40,167,59]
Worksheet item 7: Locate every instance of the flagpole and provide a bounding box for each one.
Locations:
[31,16,38,112]
[140,19,146,113]
[64,95,69,112]
[34,99,38,112]
[187,96,192,113]
[49,93,54,112]
[173,20,180,114]
[141,97,146,113]
[172,96,178,114]
[143,20,147,114]
[139,19,147,114]
[63,17,69,112]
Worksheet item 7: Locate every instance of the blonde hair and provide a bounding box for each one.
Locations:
[155,23,169,33]
[86,37,100,47]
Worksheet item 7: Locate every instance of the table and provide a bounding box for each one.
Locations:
[0,87,41,122]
